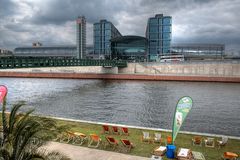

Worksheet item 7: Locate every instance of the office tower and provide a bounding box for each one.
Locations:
[76,16,86,59]
[93,19,121,59]
[146,14,172,61]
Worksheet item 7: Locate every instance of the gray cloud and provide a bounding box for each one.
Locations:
[0,0,17,17]
[30,0,129,25]
[0,0,240,54]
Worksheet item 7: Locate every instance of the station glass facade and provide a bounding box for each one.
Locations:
[111,36,147,62]
[94,20,122,59]
[171,44,225,59]
[146,14,172,61]
[14,46,76,58]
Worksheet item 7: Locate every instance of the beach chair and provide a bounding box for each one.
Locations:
[102,125,110,134]
[58,131,76,143]
[72,132,88,145]
[154,133,162,143]
[166,136,172,145]
[192,136,202,146]
[204,137,215,148]
[121,127,129,136]
[120,139,134,152]
[222,152,238,160]
[142,131,151,143]
[112,126,120,135]
[105,136,118,150]
[217,136,228,148]
[88,134,101,148]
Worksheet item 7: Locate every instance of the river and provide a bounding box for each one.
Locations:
[1,78,239,136]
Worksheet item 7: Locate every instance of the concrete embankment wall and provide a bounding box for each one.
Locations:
[0,62,240,82]
[119,62,240,77]
[0,66,118,74]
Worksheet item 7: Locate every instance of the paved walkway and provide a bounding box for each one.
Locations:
[45,142,149,160]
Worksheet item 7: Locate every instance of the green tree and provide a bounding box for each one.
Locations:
[0,101,70,160]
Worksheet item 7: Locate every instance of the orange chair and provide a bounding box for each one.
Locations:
[192,136,202,146]
[105,136,118,150]
[88,134,101,148]
[166,136,172,145]
[121,127,129,136]
[102,125,110,134]
[112,126,120,135]
[120,139,134,152]
[222,152,238,160]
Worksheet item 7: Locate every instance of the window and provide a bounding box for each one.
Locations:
[149,48,157,54]
[158,19,162,25]
[94,30,101,36]
[163,33,171,40]
[105,23,111,30]
[94,36,101,42]
[150,41,157,47]
[105,30,111,36]
[163,17,171,25]
[149,25,158,32]
[163,26,171,32]
[94,24,100,30]
[149,18,158,24]
[105,43,110,48]
[149,33,158,39]
[94,42,100,50]
[163,40,171,47]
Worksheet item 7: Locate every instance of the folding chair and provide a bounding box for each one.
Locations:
[154,133,161,143]
[105,136,118,150]
[102,125,110,134]
[142,131,151,143]
[222,152,238,160]
[72,132,88,145]
[217,136,228,148]
[121,127,129,136]
[120,139,134,152]
[88,134,101,148]
[204,137,215,148]
[112,126,120,135]
[58,131,75,143]
[192,136,202,146]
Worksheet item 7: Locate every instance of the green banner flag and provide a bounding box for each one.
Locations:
[172,96,193,143]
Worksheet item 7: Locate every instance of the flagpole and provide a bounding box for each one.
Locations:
[171,98,178,145]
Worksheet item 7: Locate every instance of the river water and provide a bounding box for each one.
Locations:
[1,78,239,136]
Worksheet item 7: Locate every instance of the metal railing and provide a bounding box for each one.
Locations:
[0,57,127,69]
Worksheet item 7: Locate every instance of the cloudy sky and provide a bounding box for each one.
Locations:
[0,0,240,54]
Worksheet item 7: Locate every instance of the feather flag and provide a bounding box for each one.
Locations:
[0,85,8,103]
[172,96,193,143]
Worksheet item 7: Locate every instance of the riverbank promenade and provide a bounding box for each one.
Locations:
[45,142,149,160]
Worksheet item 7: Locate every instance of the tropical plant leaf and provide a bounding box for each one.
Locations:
[0,102,71,160]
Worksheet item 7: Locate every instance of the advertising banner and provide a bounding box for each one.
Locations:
[0,85,8,103]
[172,96,193,143]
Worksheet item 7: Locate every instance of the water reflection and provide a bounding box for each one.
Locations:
[0,78,239,136]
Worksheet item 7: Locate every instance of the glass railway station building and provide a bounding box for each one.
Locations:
[13,14,225,61]
[110,36,148,61]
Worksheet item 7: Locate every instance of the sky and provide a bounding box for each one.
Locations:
[0,0,240,54]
